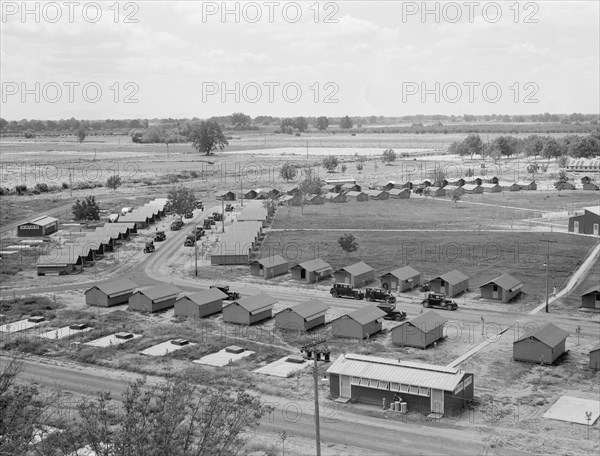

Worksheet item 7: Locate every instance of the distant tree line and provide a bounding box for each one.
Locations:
[447,130,600,161]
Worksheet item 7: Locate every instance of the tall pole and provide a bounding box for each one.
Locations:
[221,199,225,233]
[313,352,321,456]
[240,178,244,207]
[194,237,198,277]
[540,239,557,313]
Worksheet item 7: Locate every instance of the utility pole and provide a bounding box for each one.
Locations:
[540,239,557,313]
[313,349,322,456]
[240,178,244,207]
[194,237,198,276]
[221,199,225,233]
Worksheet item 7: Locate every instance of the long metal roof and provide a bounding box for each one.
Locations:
[293,258,332,273]
[326,354,467,391]
[341,306,386,325]
[436,269,469,285]
[250,255,288,268]
[179,288,228,306]
[232,293,277,314]
[383,265,420,280]
[135,284,180,301]
[396,310,447,333]
[28,215,59,227]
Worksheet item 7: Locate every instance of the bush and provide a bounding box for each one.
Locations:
[62,182,69,189]
[35,183,49,193]
[15,184,27,195]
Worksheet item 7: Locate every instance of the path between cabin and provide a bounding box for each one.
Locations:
[447,239,600,368]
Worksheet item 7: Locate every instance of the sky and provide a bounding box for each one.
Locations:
[1,0,599,120]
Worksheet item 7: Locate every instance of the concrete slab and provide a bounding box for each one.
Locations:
[39,326,92,340]
[85,333,142,347]
[193,348,255,367]
[0,318,47,333]
[543,396,600,425]
[253,356,315,378]
[140,340,197,356]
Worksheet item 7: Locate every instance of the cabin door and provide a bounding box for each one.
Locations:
[431,389,444,414]
[594,223,599,235]
[574,221,580,233]
[340,376,351,398]
[492,285,499,299]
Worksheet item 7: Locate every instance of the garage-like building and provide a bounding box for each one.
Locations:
[222,293,276,325]
[290,258,332,283]
[174,288,229,318]
[380,266,420,292]
[479,274,523,303]
[275,299,329,332]
[17,215,59,237]
[250,255,289,279]
[334,261,374,287]
[85,278,137,307]
[128,284,180,313]
[429,270,469,297]
[568,206,600,235]
[513,322,569,364]
[331,306,386,339]
[327,354,474,416]
[391,310,447,349]
[580,286,600,310]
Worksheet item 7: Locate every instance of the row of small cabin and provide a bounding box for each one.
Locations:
[35,199,169,276]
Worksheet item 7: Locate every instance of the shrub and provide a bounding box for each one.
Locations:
[35,183,49,193]
[15,184,27,195]
[62,182,69,189]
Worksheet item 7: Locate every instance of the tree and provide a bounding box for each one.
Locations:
[432,168,446,187]
[316,116,329,131]
[167,186,196,217]
[322,155,339,172]
[341,164,347,174]
[448,141,469,157]
[522,135,544,158]
[58,376,268,456]
[340,116,353,129]
[106,175,122,192]
[72,196,100,221]
[279,163,298,182]
[491,136,517,158]
[338,233,358,254]
[526,163,539,181]
[0,118,8,131]
[381,149,397,165]
[231,112,252,129]
[297,167,323,214]
[189,120,229,155]
[293,117,308,133]
[541,138,563,162]
[422,187,431,199]
[356,162,364,173]
[77,127,87,143]
[557,155,569,168]
[450,187,464,207]
[554,171,569,191]
[463,134,483,159]
[568,136,600,158]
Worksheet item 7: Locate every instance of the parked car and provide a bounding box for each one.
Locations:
[203,219,212,229]
[195,200,204,210]
[376,303,407,321]
[184,234,196,246]
[330,283,364,300]
[210,285,240,301]
[184,211,194,219]
[143,241,155,253]
[422,292,458,311]
[154,230,166,242]
[364,287,396,303]
[212,212,223,222]
[171,218,183,231]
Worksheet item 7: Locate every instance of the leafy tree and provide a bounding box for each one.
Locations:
[489,147,502,163]
[340,116,353,129]
[463,134,484,159]
[465,168,474,177]
[554,171,569,191]
[189,120,229,155]
[356,162,364,173]
[279,163,298,182]
[341,164,347,174]
[72,196,100,221]
[448,140,469,157]
[294,117,308,133]
[322,155,339,172]
[297,167,323,214]
[557,155,569,168]
[432,168,446,187]
[568,136,600,158]
[0,118,8,131]
[231,112,252,129]
[526,163,539,181]
[106,175,122,191]
[76,127,87,143]
[522,135,544,157]
[58,376,268,456]
[541,138,563,162]
[450,187,464,207]
[381,149,397,165]
[316,116,329,131]
[167,186,196,217]
[338,233,358,254]
[491,136,518,158]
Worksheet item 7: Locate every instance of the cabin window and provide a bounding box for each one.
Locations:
[390,382,400,391]
[360,378,370,386]
[379,381,389,390]
[351,377,361,385]
[464,376,472,387]
[409,386,419,395]
[399,384,409,393]
[493,285,498,292]
[418,387,431,397]
[454,382,464,395]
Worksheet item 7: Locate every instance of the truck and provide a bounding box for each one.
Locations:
[376,303,407,321]
[421,292,458,311]
[364,287,396,304]
[330,283,364,300]
[210,285,240,301]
